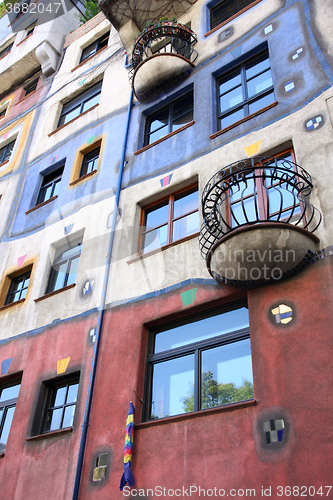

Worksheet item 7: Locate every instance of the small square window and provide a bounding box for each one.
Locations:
[44,378,79,432]
[215,47,275,132]
[80,31,109,63]
[210,0,258,31]
[0,108,7,120]
[25,21,36,37]
[58,81,102,128]
[80,146,100,177]
[4,270,31,305]
[139,183,199,254]
[24,80,38,96]
[0,43,13,59]
[46,241,82,294]
[0,381,21,452]
[0,140,15,164]
[36,165,64,205]
[145,302,253,420]
[144,91,193,147]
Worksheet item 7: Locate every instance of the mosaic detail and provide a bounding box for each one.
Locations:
[50,155,59,165]
[244,140,261,157]
[264,24,273,34]
[89,328,96,343]
[78,79,86,86]
[160,174,173,188]
[231,46,242,59]
[64,224,74,235]
[83,281,94,295]
[57,357,71,374]
[1,358,13,375]
[292,47,303,60]
[181,287,197,306]
[271,304,293,324]
[87,135,96,145]
[285,81,295,92]
[306,116,323,130]
[2,132,8,141]
[263,418,285,444]
[17,254,27,268]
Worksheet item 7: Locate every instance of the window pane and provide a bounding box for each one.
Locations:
[146,203,169,229]
[174,190,198,219]
[172,94,193,129]
[149,108,169,134]
[47,408,63,431]
[220,86,243,112]
[201,338,253,409]
[231,197,257,225]
[219,107,244,130]
[143,225,168,253]
[248,91,275,114]
[246,54,270,80]
[81,42,96,61]
[247,69,273,97]
[52,262,68,291]
[0,406,16,447]
[67,255,80,286]
[0,384,20,402]
[62,405,76,428]
[62,105,81,125]
[66,383,79,404]
[211,0,235,28]
[54,386,67,407]
[172,211,199,241]
[151,354,195,418]
[219,71,242,95]
[155,307,249,353]
[82,93,100,113]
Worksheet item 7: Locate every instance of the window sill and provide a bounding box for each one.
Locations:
[137,399,256,429]
[134,121,195,155]
[69,169,97,186]
[16,33,33,47]
[0,51,10,62]
[48,103,99,137]
[127,232,199,264]
[34,283,76,303]
[205,0,262,37]
[71,45,108,72]
[26,427,73,442]
[210,101,278,139]
[15,90,37,106]
[0,159,10,169]
[0,298,25,312]
[25,195,58,214]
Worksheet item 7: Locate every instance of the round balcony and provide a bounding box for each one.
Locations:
[199,155,322,286]
[130,22,198,100]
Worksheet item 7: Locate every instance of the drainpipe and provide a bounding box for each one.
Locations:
[71,88,134,500]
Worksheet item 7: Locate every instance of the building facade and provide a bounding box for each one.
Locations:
[0,0,333,498]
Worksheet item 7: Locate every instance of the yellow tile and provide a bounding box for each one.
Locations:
[244,140,261,157]
[57,357,71,374]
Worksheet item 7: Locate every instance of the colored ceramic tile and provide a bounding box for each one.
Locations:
[57,357,71,374]
[1,357,13,375]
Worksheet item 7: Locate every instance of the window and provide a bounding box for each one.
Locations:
[43,377,79,432]
[140,184,199,254]
[80,146,100,177]
[227,149,302,226]
[145,303,253,420]
[4,270,31,305]
[0,43,13,59]
[24,80,37,96]
[25,22,36,37]
[210,0,257,30]
[80,31,109,63]
[0,140,15,164]
[216,48,275,132]
[0,381,21,452]
[37,165,64,205]
[0,108,7,120]
[58,81,102,128]
[144,92,193,146]
[46,242,82,294]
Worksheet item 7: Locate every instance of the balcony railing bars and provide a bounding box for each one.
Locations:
[130,21,198,76]
[199,156,322,259]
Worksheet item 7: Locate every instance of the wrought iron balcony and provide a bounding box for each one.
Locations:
[129,21,198,100]
[199,155,322,286]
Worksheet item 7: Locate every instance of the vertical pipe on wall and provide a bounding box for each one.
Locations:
[71,88,134,500]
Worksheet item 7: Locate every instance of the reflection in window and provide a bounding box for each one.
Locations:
[140,184,199,254]
[37,165,64,205]
[80,146,100,177]
[45,381,79,432]
[146,303,253,420]
[0,140,15,164]
[58,81,102,128]
[80,31,109,63]
[210,0,257,30]
[46,243,82,294]
[5,271,31,305]
[0,382,21,452]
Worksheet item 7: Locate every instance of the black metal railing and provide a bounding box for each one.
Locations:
[199,155,322,259]
[130,21,198,71]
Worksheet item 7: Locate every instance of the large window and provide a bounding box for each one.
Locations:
[145,303,253,420]
[0,381,21,452]
[46,242,82,294]
[144,92,193,146]
[5,270,31,305]
[216,48,275,132]
[80,32,109,63]
[0,140,15,164]
[37,165,64,205]
[58,81,102,128]
[43,377,79,433]
[210,0,257,30]
[139,184,199,254]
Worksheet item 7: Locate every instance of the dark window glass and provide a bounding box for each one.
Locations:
[216,49,274,131]
[0,382,21,452]
[45,381,79,432]
[25,22,36,36]
[80,32,109,63]
[146,304,253,420]
[0,140,15,164]
[58,81,102,128]
[0,109,7,119]
[37,165,64,205]
[80,146,100,177]
[5,271,31,305]
[24,81,37,96]
[140,184,199,254]
[0,43,13,59]
[46,243,82,294]
[210,0,255,30]
[144,92,193,146]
